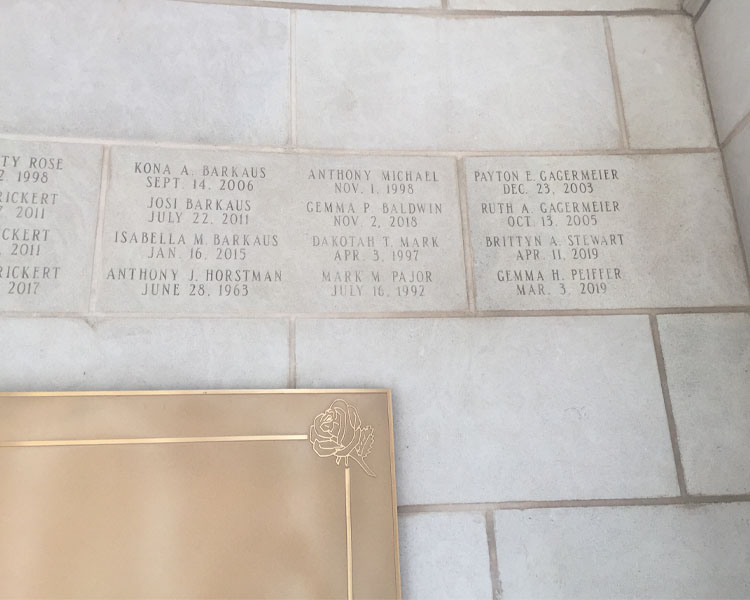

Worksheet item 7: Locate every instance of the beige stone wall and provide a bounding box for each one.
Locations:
[1,1,749,597]
[694,0,750,270]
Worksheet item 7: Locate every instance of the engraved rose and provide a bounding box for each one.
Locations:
[310,399,375,477]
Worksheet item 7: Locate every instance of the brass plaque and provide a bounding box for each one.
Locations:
[0,389,400,599]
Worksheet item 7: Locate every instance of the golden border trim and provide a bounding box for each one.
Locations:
[387,390,402,599]
[0,388,391,398]
[0,389,401,599]
[345,467,353,600]
[0,435,309,448]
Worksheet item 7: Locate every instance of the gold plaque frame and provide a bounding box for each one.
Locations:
[0,389,401,599]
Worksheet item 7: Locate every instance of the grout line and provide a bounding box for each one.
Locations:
[397,493,750,514]
[721,109,750,150]
[288,317,297,387]
[0,133,720,160]
[87,147,111,313]
[441,0,448,9]
[0,306,749,321]
[456,158,477,312]
[484,511,502,600]
[691,17,722,151]
[718,143,750,289]
[289,10,298,147]
[691,21,750,287]
[603,16,630,150]
[649,315,688,496]
[171,0,684,18]
[693,0,711,22]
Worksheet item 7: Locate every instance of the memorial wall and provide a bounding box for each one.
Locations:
[1,0,750,597]
[1,143,747,316]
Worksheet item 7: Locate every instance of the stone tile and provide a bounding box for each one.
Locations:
[450,0,680,10]
[0,318,289,392]
[399,512,493,600]
[0,0,289,146]
[0,140,102,313]
[682,0,704,16]
[658,313,750,495]
[296,316,678,505]
[494,503,750,599]
[296,14,619,151]
[95,146,466,314]
[279,0,439,6]
[696,0,750,143]
[465,152,749,309]
[610,15,716,149]
[724,120,750,267]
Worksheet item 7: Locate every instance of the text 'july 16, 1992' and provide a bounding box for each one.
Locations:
[96,147,468,313]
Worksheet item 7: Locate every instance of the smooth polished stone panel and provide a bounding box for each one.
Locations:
[724,121,750,266]
[399,512,493,600]
[0,318,289,392]
[495,504,750,599]
[466,153,749,310]
[658,313,750,495]
[450,0,680,10]
[296,316,678,505]
[0,0,290,146]
[0,140,101,313]
[95,146,466,314]
[696,0,750,142]
[296,14,619,151]
[610,15,716,149]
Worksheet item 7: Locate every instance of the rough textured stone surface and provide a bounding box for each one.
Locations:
[0,318,289,392]
[495,504,750,599]
[399,512,493,600]
[610,15,716,149]
[296,316,679,505]
[658,313,750,495]
[696,0,750,142]
[0,1,290,146]
[296,13,619,151]
[466,152,749,309]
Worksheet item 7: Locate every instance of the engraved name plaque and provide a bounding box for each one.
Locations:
[96,147,466,314]
[0,141,101,312]
[466,153,748,310]
[0,390,400,599]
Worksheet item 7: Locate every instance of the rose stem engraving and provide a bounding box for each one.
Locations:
[310,399,375,477]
